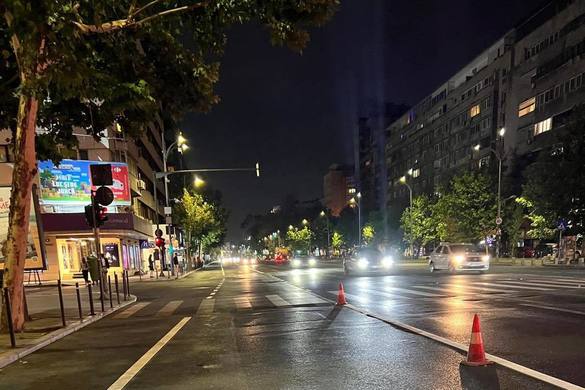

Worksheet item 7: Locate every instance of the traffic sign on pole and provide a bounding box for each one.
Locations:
[495,217,502,225]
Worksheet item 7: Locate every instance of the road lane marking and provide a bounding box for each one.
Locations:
[195,299,215,316]
[526,278,585,287]
[413,285,477,295]
[155,300,183,317]
[114,302,150,319]
[475,282,552,291]
[519,303,585,316]
[501,280,576,289]
[266,294,291,307]
[360,287,442,298]
[233,297,252,309]
[443,283,510,293]
[108,317,191,390]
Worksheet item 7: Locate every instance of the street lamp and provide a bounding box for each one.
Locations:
[349,193,362,246]
[399,176,413,258]
[472,127,505,258]
[302,218,309,226]
[194,176,205,188]
[320,210,331,257]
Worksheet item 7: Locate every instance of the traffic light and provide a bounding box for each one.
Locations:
[155,228,165,248]
[84,200,108,227]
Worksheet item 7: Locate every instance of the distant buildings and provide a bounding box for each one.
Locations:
[383,0,585,222]
[323,164,355,217]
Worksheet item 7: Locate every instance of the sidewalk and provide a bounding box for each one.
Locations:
[0,283,136,368]
[128,267,199,283]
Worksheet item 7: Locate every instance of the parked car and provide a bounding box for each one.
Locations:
[428,243,490,273]
[290,255,317,268]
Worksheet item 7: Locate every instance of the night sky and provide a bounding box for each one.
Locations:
[182,0,537,242]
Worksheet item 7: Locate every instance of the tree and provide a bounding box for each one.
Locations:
[438,173,496,242]
[362,224,375,246]
[400,195,437,250]
[174,189,217,262]
[331,231,344,252]
[522,104,585,236]
[286,226,314,254]
[1,0,339,331]
[514,197,556,240]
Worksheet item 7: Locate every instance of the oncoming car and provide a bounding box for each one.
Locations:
[290,256,318,268]
[429,243,490,273]
[343,247,394,275]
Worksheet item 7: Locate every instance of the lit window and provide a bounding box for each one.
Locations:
[470,104,480,118]
[518,97,535,117]
[534,117,552,136]
[412,168,420,178]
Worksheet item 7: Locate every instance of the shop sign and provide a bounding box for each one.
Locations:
[140,240,156,249]
[38,159,130,207]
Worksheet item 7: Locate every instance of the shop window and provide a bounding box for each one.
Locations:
[470,104,480,118]
[534,117,552,136]
[412,168,420,178]
[518,97,535,117]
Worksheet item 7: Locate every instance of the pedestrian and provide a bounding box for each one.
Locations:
[173,253,179,278]
[81,256,90,285]
[148,254,155,278]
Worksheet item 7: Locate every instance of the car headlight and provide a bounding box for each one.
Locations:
[482,255,490,262]
[358,258,369,269]
[308,258,317,266]
[382,256,394,268]
[292,259,301,267]
[453,255,465,264]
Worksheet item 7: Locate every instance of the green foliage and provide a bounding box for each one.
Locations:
[361,223,375,245]
[514,197,556,239]
[522,105,585,235]
[286,226,313,253]
[331,231,344,250]
[400,195,438,247]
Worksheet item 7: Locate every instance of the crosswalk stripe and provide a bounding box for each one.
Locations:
[233,297,252,309]
[195,299,215,316]
[475,282,552,291]
[501,280,577,289]
[443,283,510,293]
[363,287,441,298]
[155,300,183,317]
[266,294,291,307]
[530,278,585,285]
[114,302,150,319]
[413,285,477,295]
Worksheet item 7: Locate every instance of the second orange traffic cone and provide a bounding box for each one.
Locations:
[336,282,347,305]
[461,314,493,366]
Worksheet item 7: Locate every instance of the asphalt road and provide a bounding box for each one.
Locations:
[0,262,580,389]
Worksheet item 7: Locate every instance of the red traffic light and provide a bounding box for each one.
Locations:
[155,237,165,247]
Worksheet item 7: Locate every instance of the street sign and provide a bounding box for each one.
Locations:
[95,186,114,206]
[495,217,502,225]
[90,164,113,186]
[165,216,172,224]
[164,206,172,215]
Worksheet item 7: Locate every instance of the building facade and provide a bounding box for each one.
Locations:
[323,164,356,217]
[385,0,585,224]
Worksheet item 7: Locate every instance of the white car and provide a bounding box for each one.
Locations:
[429,243,490,273]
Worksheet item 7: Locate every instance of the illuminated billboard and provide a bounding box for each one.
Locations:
[38,159,131,208]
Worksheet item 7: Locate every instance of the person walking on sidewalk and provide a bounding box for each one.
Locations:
[173,253,179,279]
[148,254,155,278]
[81,257,90,285]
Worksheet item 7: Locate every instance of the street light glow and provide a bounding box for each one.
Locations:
[194,176,205,188]
[356,192,362,199]
[399,176,406,184]
[407,168,413,176]
[320,210,326,217]
[302,218,309,225]
[179,143,189,153]
[177,133,187,146]
[499,127,506,137]
[473,144,481,151]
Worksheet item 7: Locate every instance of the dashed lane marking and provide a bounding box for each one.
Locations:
[265,294,291,307]
[114,302,150,319]
[155,300,183,317]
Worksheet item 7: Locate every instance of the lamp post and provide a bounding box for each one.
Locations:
[349,192,362,246]
[473,127,505,259]
[399,176,413,258]
[320,210,330,257]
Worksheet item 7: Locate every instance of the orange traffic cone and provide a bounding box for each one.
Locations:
[336,282,347,305]
[462,314,493,366]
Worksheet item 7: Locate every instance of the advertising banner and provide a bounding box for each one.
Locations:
[38,159,130,207]
[0,187,46,270]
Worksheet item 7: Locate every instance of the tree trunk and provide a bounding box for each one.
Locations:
[1,93,39,333]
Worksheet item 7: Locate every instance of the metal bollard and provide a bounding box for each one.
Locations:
[88,283,95,315]
[108,275,113,309]
[3,288,16,348]
[122,271,127,301]
[99,279,105,312]
[57,279,67,327]
[126,270,131,297]
[114,273,120,305]
[75,282,83,320]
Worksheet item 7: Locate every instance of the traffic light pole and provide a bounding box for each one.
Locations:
[90,191,107,298]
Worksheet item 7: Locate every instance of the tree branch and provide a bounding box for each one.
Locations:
[73,1,209,34]
[129,0,163,19]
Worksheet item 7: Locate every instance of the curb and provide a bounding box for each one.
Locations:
[0,294,137,369]
[130,268,200,284]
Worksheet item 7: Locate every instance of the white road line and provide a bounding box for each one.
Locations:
[474,282,552,291]
[114,302,150,319]
[265,294,291,307]
[413,285,477,295]
[233,297,252,309]
[527,278,585,287]
[108,317,191,390]
[501,280,576,289]
[155,301,183,317]
[540,277,585,284]
[361,287,441,298]
[443,283,510,293]
[195,299,215,316]
[519,303,585,316]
